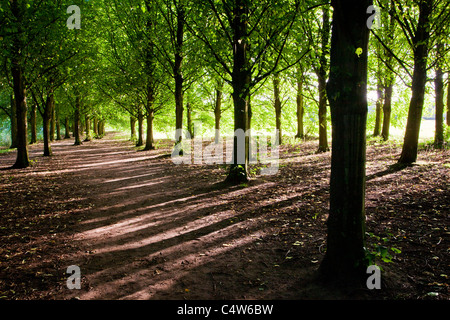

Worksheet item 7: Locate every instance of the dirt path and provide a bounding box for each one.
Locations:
[0,133,448,300]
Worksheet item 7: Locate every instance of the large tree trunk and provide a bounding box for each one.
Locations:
[398,0,432,164]
[434,43,444,148]
[295,73,304,139]
[11,63,29,168]
[319,0,371,284]
[30,103,37,144]
[317,6,330,153]
[225,0,250,184]
[273,73,282,145]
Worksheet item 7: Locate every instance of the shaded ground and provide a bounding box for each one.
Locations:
[0,133,448,300]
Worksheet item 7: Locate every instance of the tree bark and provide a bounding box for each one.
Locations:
[50,101,55,141]
[373,83,383,137]
[55,104,61,141]
[137,109,144,146]
[130,116,136,141]
[398,0,432,164]
[381,83,393,141]
[186,102,193,138]
[225,0,250,184]
[43,93,53,156]
[144,111,155,150]
[214,82,223,144]
[73,95,82,145]
[434,43,444,148]
[295,73,304,139]
[319,0,371,284]
[174,5,185,149]
[9,95,18,149]
[64,117,71,139]
[273,73,282,145]
[447,73,450,127]
[30,103,37,144]
[317,6,330,153]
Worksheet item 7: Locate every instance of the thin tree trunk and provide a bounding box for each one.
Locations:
[317,6,330,153]
[273,73,282,145]
[214,83,223,144]
[50,101,55,141]
[73,95,82,145]
[30,103,37,144]
[9,95,18,149]
[295,74,304,139]
[144,111,155,150]
[447,72,450,127]
[398,0,432,164]
[84,115,91,141]
[43,94,53,156]
[186,102,193,138]
[381,83,393,141]
[319,0,371,283]
[137,109,144,146]
[56,104,61,141]
[434,43,444,148]
[64,117,71,139]
[130,116,136,141]
[373,83,383,137]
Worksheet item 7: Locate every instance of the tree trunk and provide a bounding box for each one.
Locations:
[319,0,371,284]
[273,73,282,145]
[43,94,53,156]
[447,73,450,127]
[137,109,144,146]
[30,103,37,144]
[130,116,136,141]
[174,5,185,150]
[9,95,18,149]
[214,83,223,144]
[398,0,432,164]
[434,43,444,148]
[84,115,91,141]
[50,101,55,141]
[295,74,304,139]
[225,0,250,184]
[144,111,155,151]
[373,83,383,137]
[381,83,393,141]
[186,102,193,138]
[10,0,29,168]
[55,104,61,141]
[317,6,330,153]
[73,95,82,145]
[64,117,71,139]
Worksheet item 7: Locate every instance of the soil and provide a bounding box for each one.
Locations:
[0,132,448,300]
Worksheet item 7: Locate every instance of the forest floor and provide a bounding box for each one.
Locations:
[0,132,448,300]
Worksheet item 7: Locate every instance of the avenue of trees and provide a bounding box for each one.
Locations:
[1,0,449,284]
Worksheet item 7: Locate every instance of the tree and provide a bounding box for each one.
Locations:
[190,0,300,184]
[319,0,372,283]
